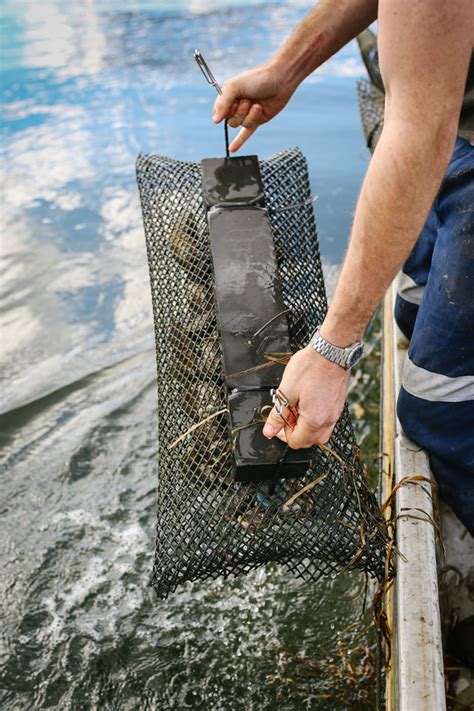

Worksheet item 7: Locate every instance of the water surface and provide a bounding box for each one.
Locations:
[0,2,375,708]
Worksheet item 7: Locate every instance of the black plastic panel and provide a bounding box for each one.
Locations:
[228,390,310,482]
[201,155,265,208]
[202,155,310,482]
[208,206,290,390]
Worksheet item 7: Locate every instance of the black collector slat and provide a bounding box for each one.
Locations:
[201,155,311,482]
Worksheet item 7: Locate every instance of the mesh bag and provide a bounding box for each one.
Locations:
[136,147,389,598]
[356,79,385,152]
[356,30,385,152]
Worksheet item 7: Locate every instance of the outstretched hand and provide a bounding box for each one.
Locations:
[212,63,295,153]
[262,346,350,448]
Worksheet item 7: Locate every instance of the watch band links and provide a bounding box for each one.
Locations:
[309,325,364,370]
[311,331,347,367]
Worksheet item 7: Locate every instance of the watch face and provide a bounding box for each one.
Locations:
[348,344,364,368]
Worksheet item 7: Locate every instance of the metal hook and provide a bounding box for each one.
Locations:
[270,388,298,430]
[194,50,229,156]
[194,49,222,95]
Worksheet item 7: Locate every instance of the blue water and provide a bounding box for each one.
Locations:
[0,2,373,708]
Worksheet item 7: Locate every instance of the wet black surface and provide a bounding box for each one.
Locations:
[201,155,265,207]
[204,155,309,481]
[209,207,290,386]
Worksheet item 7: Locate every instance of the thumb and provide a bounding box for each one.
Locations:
[213,80,240,123]
[262,406,285,439]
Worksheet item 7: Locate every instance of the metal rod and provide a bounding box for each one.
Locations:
[194,49,222,95]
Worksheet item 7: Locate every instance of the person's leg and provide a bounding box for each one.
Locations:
[394,208,438,340]
[397,137,474,535]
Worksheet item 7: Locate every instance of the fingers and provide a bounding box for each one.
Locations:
[262,389,298,440]
[266,411,335,448]
[228,104,263,153]
[241,103,262,129]
[229,127,256,153]
[262,406,285,439]
[286,418,334,450]
[226,99,252,128]
[276,428,288,443]
[213,81,240,123]
[275,417,332,449]
[227,100,240,120]
[211,77,263,152]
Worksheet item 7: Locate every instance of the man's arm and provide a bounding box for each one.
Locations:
[213,0,378,152]
[322,0,472,346]
[262,0,378,87]
[263,0,472,447]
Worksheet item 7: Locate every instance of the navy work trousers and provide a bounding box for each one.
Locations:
[395,137,474,535]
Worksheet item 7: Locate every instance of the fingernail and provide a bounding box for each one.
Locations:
[263,424,276,439]
[212,113,218,123]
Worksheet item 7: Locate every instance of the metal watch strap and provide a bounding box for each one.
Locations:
[309,326,364,370]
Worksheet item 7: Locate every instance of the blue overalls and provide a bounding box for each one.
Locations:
[395,137,474,535]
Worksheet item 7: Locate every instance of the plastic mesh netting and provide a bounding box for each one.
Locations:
[356,30,385,152]
[356,80,385,152]
[136,147,389,598]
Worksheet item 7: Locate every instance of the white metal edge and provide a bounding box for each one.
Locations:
[390,280,446,711]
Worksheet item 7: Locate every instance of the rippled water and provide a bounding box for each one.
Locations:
[0,2,375,708]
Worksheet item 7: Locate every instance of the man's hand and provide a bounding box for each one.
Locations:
[211,0,379,153]
[212,63,295,153]
[262,346,350,448]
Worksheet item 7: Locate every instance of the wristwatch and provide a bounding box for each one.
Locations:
[309,325,364,370]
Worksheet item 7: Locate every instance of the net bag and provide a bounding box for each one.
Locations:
[356,29,385,152]
[136,146,388,598]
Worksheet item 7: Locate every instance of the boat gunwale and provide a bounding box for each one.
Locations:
[382,281,446,711]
